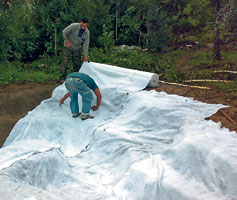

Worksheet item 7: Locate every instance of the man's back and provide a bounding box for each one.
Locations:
[67,72,98,90]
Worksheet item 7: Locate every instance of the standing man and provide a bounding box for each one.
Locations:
[58,18,90,82]
[59,72,102,120]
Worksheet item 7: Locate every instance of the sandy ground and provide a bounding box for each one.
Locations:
[0,82,236,147]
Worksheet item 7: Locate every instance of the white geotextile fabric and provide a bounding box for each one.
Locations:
[0,62,237,200]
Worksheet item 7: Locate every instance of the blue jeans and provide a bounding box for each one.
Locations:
[65,77,92,115]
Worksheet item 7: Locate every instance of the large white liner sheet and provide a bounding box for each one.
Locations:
[0,62,236,200]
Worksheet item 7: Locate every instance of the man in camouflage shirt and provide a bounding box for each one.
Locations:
[58,17,90,82]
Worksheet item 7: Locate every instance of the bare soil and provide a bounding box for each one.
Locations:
[0,83,59,147]
[0,82,236,147]
[155,82,237,132]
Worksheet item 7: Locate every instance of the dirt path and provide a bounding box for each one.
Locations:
[0,82,236,147]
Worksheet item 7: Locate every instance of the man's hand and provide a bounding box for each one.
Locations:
[67,41,72,47]
[60,98,65,105]
[91,105,99,111]
[84,56,88,62]
[91,88,101,111]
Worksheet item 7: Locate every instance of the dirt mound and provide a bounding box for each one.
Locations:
[0,82,236,147]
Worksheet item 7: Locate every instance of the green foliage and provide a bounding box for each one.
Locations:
[0,0,229,62]
[225,0,237,32]
[31,0,70,56]
[157,0,211,41]
[117,6,140,45]
[0,12,10,61]
[98,24,115,52]
[148,3,173,51]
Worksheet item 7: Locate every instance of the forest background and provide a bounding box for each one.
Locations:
[0,0,236,93]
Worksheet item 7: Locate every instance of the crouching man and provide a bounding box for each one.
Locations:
[60,72,102,120]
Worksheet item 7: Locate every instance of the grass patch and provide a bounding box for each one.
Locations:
[188,49,237,69]
[188,50,214,67]
[0,58,61,85]
[212,81,237,95]
[169,48,236,70]
[221,51,237,66]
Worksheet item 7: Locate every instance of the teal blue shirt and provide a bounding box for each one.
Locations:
[67,72,98,90]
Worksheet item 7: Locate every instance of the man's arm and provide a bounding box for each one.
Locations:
[62,23,75,40]
[92,88,101,111]
[63,23,77,47]
[60,92,70,105]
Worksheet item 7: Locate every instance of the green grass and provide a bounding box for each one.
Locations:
[188,50,214,67]
[221,51,237,65]
[0,58,61,85]
[187,50,237,69]
[212,81,237,95]
[168,47,237,70]
[164,47,237,93]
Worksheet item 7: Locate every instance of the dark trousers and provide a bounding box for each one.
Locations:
[60,47,82,79]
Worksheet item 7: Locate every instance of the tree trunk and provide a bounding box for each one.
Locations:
[54,25,57,56]
[139,27,141,44]
[54,17,58,56]
[23,5,28,63]
[213,0,221,60]
[138,14,143,44]
[214,28,221,60]
[115,2,118,40]
[146,25,150,45]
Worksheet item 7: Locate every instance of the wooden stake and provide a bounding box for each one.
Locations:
[184,79,231,83]
[159,80,210,89]
[213,70,237,74]
[158,73,164,77]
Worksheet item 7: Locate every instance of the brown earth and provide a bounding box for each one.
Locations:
[0,83,59,147]
[155,82,237,133]
[0,82,236,147]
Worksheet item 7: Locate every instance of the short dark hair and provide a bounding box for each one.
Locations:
[81,17,89,24]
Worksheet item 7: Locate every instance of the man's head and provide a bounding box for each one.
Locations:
[80,17,89,30]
